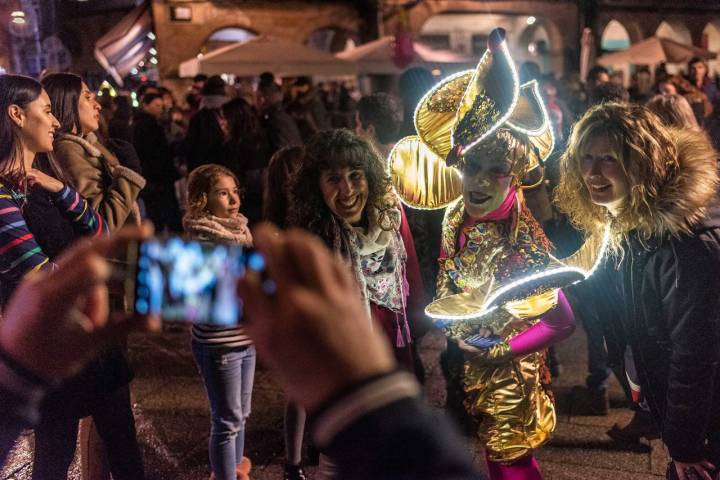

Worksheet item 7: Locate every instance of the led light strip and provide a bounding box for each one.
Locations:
[456,40,521,157]
[412,69,474,146]
[506,81,549,136]
[426,224,611,321]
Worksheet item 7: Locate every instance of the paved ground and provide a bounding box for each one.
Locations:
[2,321,669,479]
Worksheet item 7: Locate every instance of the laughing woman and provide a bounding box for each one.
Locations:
[290,129,427,373]
[557,102,720,480]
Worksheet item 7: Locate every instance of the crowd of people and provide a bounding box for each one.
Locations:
[1,27,720,480]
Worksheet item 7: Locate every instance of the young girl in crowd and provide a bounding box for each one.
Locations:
[264,146,308,480]
[183,164,255,480]
[557,102,720,480]
[0,75,138,480]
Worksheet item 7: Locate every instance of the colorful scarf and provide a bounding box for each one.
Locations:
[439,195,551,294]
[182,212,253,246]
[332,205,412,346]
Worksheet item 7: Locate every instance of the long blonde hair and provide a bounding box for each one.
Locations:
[555,102,682,251]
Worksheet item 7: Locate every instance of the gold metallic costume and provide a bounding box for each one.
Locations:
[436,197,557,462]
[387,27,607,464]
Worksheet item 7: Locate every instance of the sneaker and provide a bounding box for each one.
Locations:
[570,385,609,416]
[607,410,661,443]
[284,464,307,480]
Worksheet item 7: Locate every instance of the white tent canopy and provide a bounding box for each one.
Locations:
[597,36,717,66]
[336,36,474,74]
[94,2,153,86]
[179,36,357,78]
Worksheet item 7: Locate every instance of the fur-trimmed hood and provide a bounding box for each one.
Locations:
[648,128,719,237]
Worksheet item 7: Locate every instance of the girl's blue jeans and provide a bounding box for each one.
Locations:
[192,341,256,480]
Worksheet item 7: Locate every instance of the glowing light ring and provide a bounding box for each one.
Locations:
[506,80,555,165]
[506,81,549,135]
[426,225,611,321]
[455,41,521,157]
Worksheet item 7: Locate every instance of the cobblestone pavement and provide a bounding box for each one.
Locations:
[2,322,669,479]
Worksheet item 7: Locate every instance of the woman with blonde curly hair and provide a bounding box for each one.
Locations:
[556,102,720,480]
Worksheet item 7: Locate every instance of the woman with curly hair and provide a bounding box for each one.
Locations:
[290,129,427,373]
[557,102,720,480]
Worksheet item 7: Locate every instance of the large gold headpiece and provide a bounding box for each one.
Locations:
[389,28,555,210]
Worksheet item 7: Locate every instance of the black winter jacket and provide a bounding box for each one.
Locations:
[572,198,720,463]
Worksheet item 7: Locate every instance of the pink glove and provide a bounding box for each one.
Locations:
[507,289,575,357]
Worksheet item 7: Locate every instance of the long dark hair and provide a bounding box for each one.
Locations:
[39,73,84,183]
[184,108,226,172]
[290,129,393,246]
[222,97,263,146]
[41,73,83,136]
[264,145,305,228]
[0,75,43,184]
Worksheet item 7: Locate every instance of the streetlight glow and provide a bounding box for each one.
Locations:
[526,16,537,25]
[11,11,26,24]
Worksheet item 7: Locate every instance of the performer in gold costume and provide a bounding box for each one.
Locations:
[388,28,603,479]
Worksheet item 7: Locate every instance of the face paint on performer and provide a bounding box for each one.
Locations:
[460,130,528,218]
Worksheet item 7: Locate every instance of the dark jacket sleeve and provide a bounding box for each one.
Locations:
[658,235,720,462]
[312,372,483,480]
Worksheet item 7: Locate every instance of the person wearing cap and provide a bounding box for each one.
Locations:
[389,28,583,479]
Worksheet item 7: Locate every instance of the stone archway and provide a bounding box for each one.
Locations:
[384,0,579,75]
[656,20,693,45]
[410,6,570,76]
[519,17,564,76]
[600,19,631,52]
[151,0,360,79]
[305,26,357,53]
[201,26,258,55]
[597,17,644,46]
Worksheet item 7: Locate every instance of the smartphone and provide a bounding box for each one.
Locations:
[124,236,267,326]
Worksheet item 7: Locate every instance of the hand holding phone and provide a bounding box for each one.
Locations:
[127,236,267,326]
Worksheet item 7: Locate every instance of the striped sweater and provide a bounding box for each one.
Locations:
[0,183,107,303]
[184,213,252,349]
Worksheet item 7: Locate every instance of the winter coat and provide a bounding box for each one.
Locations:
[570,129,720,463]
[53,133,146,230]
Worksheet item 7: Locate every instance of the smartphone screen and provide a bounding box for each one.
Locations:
[130,237,265,326]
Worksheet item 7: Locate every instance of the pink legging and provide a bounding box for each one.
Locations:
[486,453,543,480]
